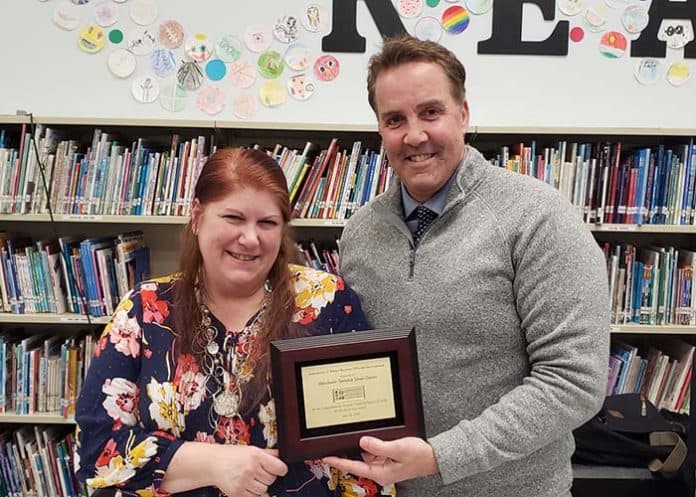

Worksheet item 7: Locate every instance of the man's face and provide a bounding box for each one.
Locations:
[374,61,468,203]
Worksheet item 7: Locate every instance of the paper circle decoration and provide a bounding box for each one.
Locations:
[205,59,227,81]
[159,20,185,49]
[108,49,136,78]
[197,86,226,114]
[232,92,256,119]
[160,83,188,112]
[415,16,443,42]
[442,6,470,35]
[258,50,285,79]
[313,54,339,81]
[259,79,287,107]
[131,75,160,103]
[599,31,627,58]
[634,59,660,85]
[667,61,691,87]
[229,60,257,88]
[78,24,107,53]
[54,2,81,31]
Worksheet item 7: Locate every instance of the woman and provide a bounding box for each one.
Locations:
[75,148,394,497]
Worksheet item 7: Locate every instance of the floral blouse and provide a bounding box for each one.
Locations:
[75,264,395,497]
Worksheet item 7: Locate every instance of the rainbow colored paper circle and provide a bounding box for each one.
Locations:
[442,6,470,35]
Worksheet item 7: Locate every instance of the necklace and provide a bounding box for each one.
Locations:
[196,291,268,419]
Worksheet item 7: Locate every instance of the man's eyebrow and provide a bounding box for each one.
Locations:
[379,110,402,120]
[379,99,446,119]
[415,99,445,110]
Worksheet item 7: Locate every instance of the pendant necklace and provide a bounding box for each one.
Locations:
[197,289,268,419]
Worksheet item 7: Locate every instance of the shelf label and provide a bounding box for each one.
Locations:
[59,316,106,323]
[59,214,104,222]
[59,316,89,322]
[598,224,638,232]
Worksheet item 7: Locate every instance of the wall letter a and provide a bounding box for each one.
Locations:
[322,0,407,53]
[631,0,696,58]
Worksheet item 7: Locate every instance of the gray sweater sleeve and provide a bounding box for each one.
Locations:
[428,195,610,483]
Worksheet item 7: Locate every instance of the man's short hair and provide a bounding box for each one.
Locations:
[367,34,467,113]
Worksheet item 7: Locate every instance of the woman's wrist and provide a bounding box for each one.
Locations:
[162,442,222,492]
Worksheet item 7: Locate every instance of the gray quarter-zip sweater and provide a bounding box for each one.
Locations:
[339,146,610,497]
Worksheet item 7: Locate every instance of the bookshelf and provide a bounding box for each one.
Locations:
[0,118,694,406]
[0,116,694,497]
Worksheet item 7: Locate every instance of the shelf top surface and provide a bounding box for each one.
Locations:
[2,214,696,233]
[2,115,696,136]
[1,313,694,334]
[0,412,75,424]
[0,312,110,324]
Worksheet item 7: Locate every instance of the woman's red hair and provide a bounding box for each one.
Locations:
[174,147,302,414]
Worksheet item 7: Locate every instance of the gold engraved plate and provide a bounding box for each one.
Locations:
[301,357,395,429]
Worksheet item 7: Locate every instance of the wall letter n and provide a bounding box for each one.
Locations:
[322,0,407,53]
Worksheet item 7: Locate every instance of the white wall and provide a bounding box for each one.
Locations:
[1,0,693,130]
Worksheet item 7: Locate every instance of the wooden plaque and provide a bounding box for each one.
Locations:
[270,328,425,463]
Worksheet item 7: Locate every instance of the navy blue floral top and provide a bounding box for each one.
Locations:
[75,265,395,497]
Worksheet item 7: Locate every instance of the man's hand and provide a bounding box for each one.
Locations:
[322,436,438,486]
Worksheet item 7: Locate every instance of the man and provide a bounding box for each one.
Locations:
[323,35,610,497]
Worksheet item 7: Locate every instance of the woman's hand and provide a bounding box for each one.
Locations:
[212,445,288,497]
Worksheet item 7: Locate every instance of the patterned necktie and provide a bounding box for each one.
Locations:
[413,205,438,245]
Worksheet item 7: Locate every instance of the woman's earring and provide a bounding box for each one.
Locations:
[264,279,272,293]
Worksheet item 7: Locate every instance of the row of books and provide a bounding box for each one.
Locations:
[609,338,693,414]
[0,125,214,217]
[602,243,696,326]
[0,125,395,221]
[297,241,339,275]
[0,333,94,418]
[272,139,394,219]
[0,231,150,317]
[6,125,696,226]
[0,425,84,497]
[493,141,696,225]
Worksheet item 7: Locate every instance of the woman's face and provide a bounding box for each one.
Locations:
[192,187,284,299]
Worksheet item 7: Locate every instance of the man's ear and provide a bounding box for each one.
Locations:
[460,100,470,130]
[190,198,201,235]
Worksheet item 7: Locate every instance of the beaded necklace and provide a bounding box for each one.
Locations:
[196,290,268,420]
